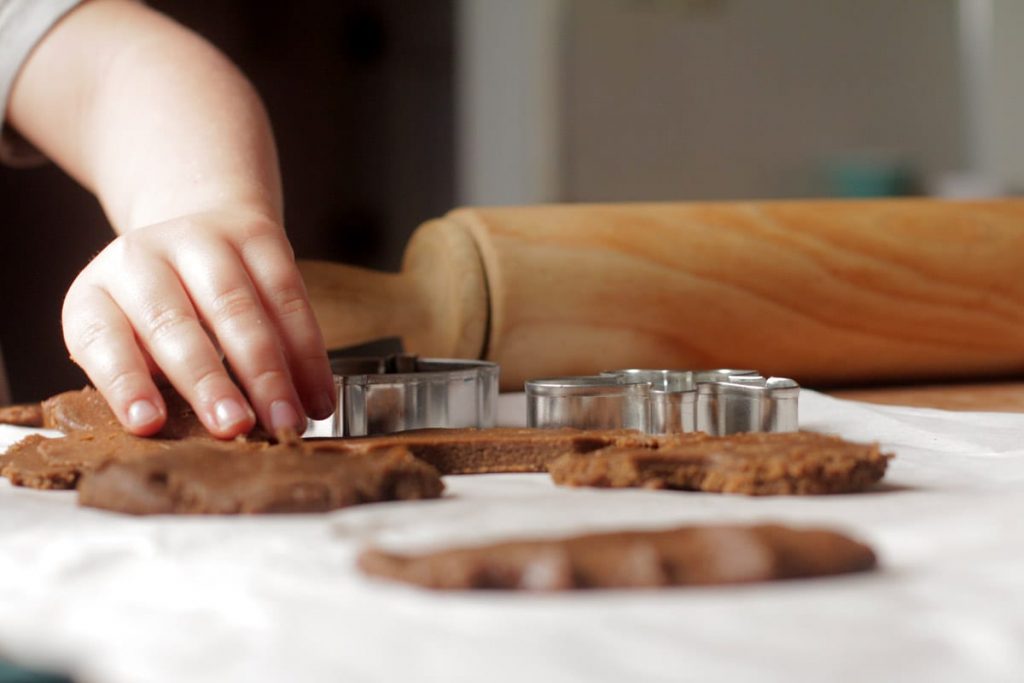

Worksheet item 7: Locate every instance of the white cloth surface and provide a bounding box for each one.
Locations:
[0,391,1022,683]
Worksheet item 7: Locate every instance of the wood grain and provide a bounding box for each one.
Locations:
[828,382,1024,413]
[299,218,488,361]
[302,198,1024,391]
[450,199,1024,389]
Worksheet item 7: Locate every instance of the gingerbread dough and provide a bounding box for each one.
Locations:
[359,523,877,590]
[312,427,691,474]
[78,442,443,515]
[548,431,891,495]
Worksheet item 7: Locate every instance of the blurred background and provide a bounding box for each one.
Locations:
[1,0,1021,401]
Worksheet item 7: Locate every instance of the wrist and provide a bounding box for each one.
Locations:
[112,178,283,235]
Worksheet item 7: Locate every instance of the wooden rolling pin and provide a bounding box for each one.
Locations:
[298,198,1024,391]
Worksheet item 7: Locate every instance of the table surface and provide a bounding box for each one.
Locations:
[827,381,1024,413]
[2,389,1023,683]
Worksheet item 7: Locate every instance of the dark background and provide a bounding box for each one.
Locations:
[0,0,455,402]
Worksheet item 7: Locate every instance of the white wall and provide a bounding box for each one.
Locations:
[561,0,964,201]
[985,0,1024,189]
[456,0,564,205]
[457,0,967,204]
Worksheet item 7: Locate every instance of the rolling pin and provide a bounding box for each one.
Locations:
[298,198,1024,391]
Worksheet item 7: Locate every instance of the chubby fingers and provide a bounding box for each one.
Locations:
[62,214,334,439]
[104,254,257,438]
[63,283,168,436]
[233,228,336,419]
[172,237,310,432]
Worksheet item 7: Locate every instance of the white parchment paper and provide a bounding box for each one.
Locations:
[0,391,1022,683]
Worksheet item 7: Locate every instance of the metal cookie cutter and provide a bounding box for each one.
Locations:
[307,353,498,437]
[521,376,652,432]
[525,369,799,436]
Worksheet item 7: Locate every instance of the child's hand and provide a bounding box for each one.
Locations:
[5,0,335,436]
[62,208,336,438]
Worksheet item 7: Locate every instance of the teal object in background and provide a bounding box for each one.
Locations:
[826,155,916,197]
[0,661,68,683]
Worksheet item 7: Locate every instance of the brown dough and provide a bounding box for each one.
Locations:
[77,442,444,515]
[548,431,892,495]
[0,431,266,490]
[42,387,122,434]
[41,386,269,440]
[310,427,695,474]
[358,523,878,590]
[0,432,174,489]
[0,403,43,427]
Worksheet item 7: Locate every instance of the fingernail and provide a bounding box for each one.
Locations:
[270,400,301,431]
[127,399,161,429]
[215,398,252,431]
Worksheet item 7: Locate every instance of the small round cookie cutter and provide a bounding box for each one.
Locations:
[522,376,651,432]
[306,353,498,437]
[526,369,799,436]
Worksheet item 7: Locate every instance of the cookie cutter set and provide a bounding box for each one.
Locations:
[307,353,798,438]
[526,369,799,436]
[306,354,499,437]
